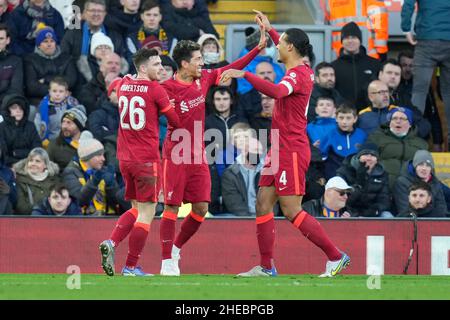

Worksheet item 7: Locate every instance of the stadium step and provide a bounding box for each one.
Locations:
[208,0,277,23]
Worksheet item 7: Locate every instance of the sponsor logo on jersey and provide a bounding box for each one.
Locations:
[179,95,205,113]
[180,101,189,113]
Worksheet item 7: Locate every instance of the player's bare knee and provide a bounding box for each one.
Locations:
[164,205,179,214]
[192,203,208,217]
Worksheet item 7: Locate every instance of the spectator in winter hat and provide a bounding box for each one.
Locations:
[62,130,120,215]
[394,149,448,217]
[46,106,87,171]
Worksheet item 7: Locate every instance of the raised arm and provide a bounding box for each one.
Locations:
[254,9,280,45]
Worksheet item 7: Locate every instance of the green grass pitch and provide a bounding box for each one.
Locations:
[1,274,450,300]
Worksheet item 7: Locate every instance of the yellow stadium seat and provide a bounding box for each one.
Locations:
[431,152,450,186]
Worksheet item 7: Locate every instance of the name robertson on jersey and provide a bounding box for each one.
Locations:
[120,84,149,93]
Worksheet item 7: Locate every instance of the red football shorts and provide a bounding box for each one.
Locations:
[162,159,211,206]
[259,149,310,196]
[119,161,161,203]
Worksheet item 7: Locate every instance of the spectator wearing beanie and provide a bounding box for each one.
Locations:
[0,93,41,167]
[336,142,392,217]
[47,106,87,171]
[63,130,120,215]
[393,150,447,217]
[24,27,78,107]
[367,107,428,190]
[331,21,381,111]
[6,0,65,56]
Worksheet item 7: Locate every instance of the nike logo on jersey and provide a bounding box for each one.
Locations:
[279,186,288,191]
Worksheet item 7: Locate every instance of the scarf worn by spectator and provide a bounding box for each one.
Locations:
[81,22,107,56]
[137,27,170,55]
[80,160,109,215]
[34,45,62,59]
[23,0,52,40]
[37,95,79,141]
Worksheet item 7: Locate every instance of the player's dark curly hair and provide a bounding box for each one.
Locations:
[132,48,160,71]
[284,28,314,59]
[172,40,201,69]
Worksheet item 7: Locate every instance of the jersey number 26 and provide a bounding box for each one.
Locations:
[119,96,146,130]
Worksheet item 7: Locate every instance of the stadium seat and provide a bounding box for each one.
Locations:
[431,152,450,186]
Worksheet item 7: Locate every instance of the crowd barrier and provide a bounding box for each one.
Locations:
[0,217,449,275]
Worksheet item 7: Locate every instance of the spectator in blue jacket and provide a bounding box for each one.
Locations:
[401,0,450,144]
[307,96,337,148]
[320,104,367,179]
[358,80,393,135]
[236,26,284,95]
[32,182,82,216]
[7,0,65,56]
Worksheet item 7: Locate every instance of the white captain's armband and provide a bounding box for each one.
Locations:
[280,80,294,95]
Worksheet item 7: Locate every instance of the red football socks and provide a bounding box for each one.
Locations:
[173,211,204,249]
[160,211,177,259]
[256,213,275,270]
[125,222,150,268]
[110,208,138,247]
[292,210,342,261]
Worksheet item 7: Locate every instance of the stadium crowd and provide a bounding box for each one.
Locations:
[0,0,449,218]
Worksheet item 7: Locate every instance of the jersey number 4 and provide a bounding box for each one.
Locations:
[119,96,146,130]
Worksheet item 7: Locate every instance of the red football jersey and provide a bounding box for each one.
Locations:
[161,69,218,163]
[271,65,314,153]
[116,75,171,162]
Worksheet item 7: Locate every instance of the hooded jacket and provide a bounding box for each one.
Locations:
[336,155,391,217]
[13,156,60,215]
[331,46,381,110]
[394,161,447,217]
[197,33,228,69]
[0,94,41,166]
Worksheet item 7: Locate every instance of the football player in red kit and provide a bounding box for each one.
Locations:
[220,11,350,277]
[159,28,268,276]
[99,48,180,276]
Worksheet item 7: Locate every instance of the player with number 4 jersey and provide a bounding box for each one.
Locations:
[99,48,180,277]
[221,11,350,278]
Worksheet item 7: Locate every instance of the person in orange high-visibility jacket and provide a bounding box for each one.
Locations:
[323,0,389,60]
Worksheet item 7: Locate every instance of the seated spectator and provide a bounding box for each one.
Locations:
[358,80,392,135]
[236,27,284,95]
[336,143,392,217]
[398,181,447,218]
[303,144,326,203]
[13,147,60,214]
[308,62,344,122]
[24,27,78,107]
[34,77,81,146]
[47,107,87,171]
[160,0,218,42]
[87,76,120,143]
[32,182,82,215]
[307,96,337,148]
[366,107,428,189]
[378,59,431,139]
[0,0,10,24]
[0,24,23,104]
[205,86,239,160]
[320,104,367,179]
[221,135,265,216]
[62,131,121,215]
[78,52,122,115]
[7,0,64,56]
[0,138,16,214]
[249,93,274,141]
[302,176,353,218]
[331,22,381,111]
[198,33,227,69]
[77,31,115,83]
[0,94,41,167]
[398,51,443,151]
[127,0,175,58]
[61,0,125,90]
[104,0,141,39]
[393,150,447,217]
[235,61,276,123]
